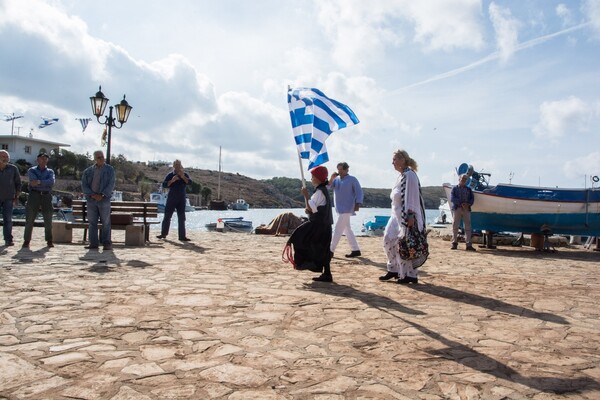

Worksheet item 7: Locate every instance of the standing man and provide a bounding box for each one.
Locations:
[156,159,192,241]
[23,152,55,248]
[0,150,21,246]
[328,162,364,258]
[81,150,115,250]
[450,174,476,251]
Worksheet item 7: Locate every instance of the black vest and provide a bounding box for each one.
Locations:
[309,183,333,225]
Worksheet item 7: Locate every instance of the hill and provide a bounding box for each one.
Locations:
[51,160,446,209]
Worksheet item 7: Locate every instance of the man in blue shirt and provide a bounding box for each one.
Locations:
[81,150,116,250]
[328,162,364,258]
[0,150,22,246]
[156,159,192,241]
[450,174,476,251]
[23,152,55,248]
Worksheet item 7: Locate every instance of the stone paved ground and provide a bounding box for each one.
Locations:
[1,227,599,399]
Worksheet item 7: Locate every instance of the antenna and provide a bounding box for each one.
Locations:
[508,172,514,184]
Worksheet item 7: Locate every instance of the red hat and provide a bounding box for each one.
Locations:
[310,166,328,183]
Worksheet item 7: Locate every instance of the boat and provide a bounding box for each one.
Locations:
[205,217,253,233]
[209,146,228,210]
[361,215,390,236]
[229,198,249,211]
[442,164,600,236]
[433,198,453,225]
[149,190,195,213]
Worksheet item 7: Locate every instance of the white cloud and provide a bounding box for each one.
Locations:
[563,152,600,180]
[533,96,592,139]
[406,0,485,52]
[556,4,574,27]
[489,2,520,63]
[1,0,599,190]
[583,0,600,39]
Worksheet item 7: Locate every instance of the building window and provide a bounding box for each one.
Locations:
[24,145,32,154]
[1,144,8,150]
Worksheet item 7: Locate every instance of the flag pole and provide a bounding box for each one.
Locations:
[288,85,307,188]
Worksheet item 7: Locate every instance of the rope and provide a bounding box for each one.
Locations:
[282,243,296,268]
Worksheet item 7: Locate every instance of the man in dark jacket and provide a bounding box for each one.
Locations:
[450,174,476,251]
[0,150,21,246]
[156,159,192,241]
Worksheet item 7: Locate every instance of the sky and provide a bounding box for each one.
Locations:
[1,0,599,189]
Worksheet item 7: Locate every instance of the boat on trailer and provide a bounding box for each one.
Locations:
[443,164,600,236]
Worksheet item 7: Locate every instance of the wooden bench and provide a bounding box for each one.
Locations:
[53,200,159,245]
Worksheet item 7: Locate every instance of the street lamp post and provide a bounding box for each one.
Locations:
[89,86,132,165]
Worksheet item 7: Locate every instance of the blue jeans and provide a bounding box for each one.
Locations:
[87,197,112,246]
[1,198,14,243]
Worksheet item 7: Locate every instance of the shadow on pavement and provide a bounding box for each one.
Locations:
[411,282,569,325]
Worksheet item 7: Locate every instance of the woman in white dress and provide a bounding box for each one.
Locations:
[379,149,425,284]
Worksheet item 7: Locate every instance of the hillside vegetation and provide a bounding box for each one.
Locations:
[27,150,446,209]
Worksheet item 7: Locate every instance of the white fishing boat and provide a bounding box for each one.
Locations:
[229,198,249,211]
[432,198,453,225]
[149,190,195,213]
[443,163,600,236]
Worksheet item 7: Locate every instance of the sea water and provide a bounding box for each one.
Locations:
[152,208,440,235]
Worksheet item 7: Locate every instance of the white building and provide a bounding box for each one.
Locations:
[0,134,70,164]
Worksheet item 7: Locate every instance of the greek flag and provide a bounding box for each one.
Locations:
[288,87,359,169]
[38,117,59,129]
[76,117,92,133]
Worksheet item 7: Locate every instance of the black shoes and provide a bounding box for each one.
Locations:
[312,273,333,282]
[451,243,458,250]
[397,276,419,284]
[22,241,30,249]
[379,272,398,281]
[5,241,14,246]
[179,237,191,241]
[47,241,54,248]
[103,244,113,251]
[85,245,99,250]
[466,245,477,251]
[345,250,361,258]
[156,235,166,239]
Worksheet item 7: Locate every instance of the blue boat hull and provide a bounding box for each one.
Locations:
[443,183,600,236]
[470,211,600,236]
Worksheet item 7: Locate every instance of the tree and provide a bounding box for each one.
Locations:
[15,159,31,175]
[188,181,201,194]
[201,187,212,205]
[139,182,153,201]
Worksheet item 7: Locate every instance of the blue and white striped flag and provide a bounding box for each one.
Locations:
[288,87,359,169]
[76,117,92,133]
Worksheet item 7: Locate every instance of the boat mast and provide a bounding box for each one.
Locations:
[217,146,222,200]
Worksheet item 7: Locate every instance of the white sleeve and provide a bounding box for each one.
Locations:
[308,189,326,213]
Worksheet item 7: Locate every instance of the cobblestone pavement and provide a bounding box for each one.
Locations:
[1,227,599,399]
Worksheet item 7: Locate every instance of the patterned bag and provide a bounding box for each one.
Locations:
[398,226,429,268]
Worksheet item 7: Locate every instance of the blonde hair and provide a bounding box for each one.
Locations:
[394,149,418,172]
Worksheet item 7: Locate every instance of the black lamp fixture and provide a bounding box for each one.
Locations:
[89,86,132,164]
